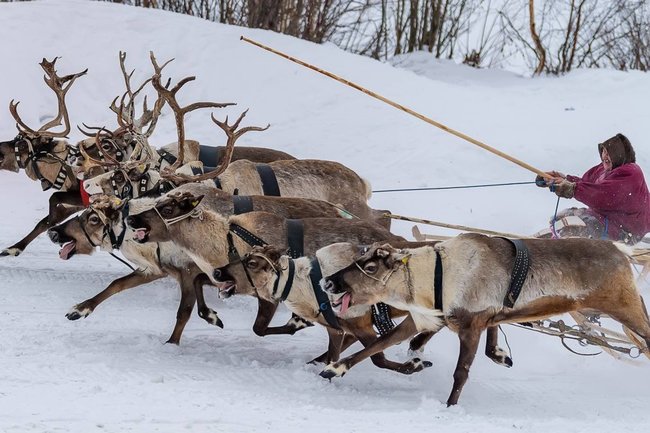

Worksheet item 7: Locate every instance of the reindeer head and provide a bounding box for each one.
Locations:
[47,194,127,259]
[215,245,286,300]
[321,243,410,315]
[83,162,157,199]
[2,58,86,190]
[126,191,204,244]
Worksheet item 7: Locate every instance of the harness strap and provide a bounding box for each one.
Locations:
[229,223,268,248]
[256,164,281,196]
[309,257,340,329]
[199,145,223,168]
[232,195,254,214]
[371,303,395,336]
[107,203,130,250]
[155,149,177,169]
[286,219,304,259]
[500,238,530,308]
[434,251,443,311]
[272,258,296,302]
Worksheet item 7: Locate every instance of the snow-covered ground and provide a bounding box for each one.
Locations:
[1,1,649,432]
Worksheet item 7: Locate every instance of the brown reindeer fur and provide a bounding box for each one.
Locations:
[320,234,650,405]
[47,195,223,344]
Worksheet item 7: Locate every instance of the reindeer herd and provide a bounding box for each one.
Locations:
[1,53,649,407]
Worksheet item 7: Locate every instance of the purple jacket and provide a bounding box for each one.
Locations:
[566,163,650,239]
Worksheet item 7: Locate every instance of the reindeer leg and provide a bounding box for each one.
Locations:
[2,191,83,256]
[66,270,163,320]
[252,298,308,336]
[320,314,432,379]
[166,269,197,345]
[194,273,223,328]
[408,331,436,358]
[485,326,513,367]
[447,321,482,407]
[309,333,357,365]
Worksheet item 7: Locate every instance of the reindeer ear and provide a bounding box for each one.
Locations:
[178,194,204,211]
[388,251,411,268]
[127,163,150,180]
[109,195,126,210]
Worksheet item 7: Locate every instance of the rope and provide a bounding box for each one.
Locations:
[549,196,561,238]
[372,181,535,194]
[109,252,136,271]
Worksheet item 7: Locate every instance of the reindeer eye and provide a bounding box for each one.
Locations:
[88,215,100,225]
[101,143,112,151]
[363,262,378,274]
[161,206,174,217]
[113,172,125,183]
[245,259,258,270]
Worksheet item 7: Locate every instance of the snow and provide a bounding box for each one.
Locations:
[1,1,649,432]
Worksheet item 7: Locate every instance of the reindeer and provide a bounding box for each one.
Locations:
[46,193,222,344]
[125,191,400,328]
[0,58,87,256]
[230,244,439,372]
[319,235,650,406]
[47,179,358,343]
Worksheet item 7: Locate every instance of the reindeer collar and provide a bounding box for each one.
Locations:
[272,258,296,302]
[310,257,340,330]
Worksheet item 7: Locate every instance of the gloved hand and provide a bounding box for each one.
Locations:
[553,180,576,199]
[535,175,549,187]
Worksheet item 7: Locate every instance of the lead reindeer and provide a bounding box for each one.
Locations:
[0,58,87,256]
[320,234,650,406]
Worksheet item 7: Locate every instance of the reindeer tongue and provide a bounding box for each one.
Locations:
[59,241,76,260]
[133,229,148,241]
[339,293,351,315]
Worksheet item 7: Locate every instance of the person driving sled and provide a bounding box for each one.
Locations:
[537,133,650,245]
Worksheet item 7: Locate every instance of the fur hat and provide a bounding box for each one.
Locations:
[598,133,636,169]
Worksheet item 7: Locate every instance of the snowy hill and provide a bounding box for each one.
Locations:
[0,1,649,432]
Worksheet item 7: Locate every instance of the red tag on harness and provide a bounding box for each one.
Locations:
[80,182,90,207]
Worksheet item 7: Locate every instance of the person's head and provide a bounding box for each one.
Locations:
[598,133,635,171]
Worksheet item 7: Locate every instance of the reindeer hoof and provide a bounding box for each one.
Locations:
[199,309,223,328]
[66,305,92,320]
[320,363,347,380]
[0,248,22,257]
[487,346,513,368]
[402,357,433,374]
[286,315,314,333]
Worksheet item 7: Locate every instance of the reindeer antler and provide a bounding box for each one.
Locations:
[161,109,270,183]
[10,57,87,138]
[149,51,236,171]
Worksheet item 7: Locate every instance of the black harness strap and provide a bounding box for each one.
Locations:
[256,164,281,196]
[434,252,443,311]
[501,238,530,308]
[199,145,223,168]
[155,149,177,170]
[229,223,268,248]
[371,303,395,336]
[107,203,130,250]
[232,196,254,215]
[286,219,304,259]
[191,166,203,175]
[272,258,296,302]
[309,257,340,329]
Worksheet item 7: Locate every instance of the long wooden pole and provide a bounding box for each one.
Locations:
[241,36,551,179]
[385,213,526,238]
